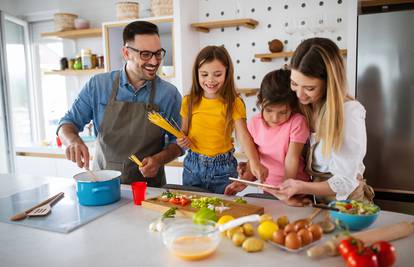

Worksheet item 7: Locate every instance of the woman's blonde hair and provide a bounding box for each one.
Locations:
[291,38,350,156]
[185,45,239,135]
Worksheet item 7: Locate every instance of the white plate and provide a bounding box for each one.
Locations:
[228,178,279,190]
[268,239,321,253]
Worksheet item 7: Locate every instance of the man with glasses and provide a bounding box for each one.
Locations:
[57,21,182,186]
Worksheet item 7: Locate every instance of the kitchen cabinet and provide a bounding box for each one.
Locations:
[103,16,175,78]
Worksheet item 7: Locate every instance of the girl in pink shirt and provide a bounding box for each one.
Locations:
[225,69,310,196]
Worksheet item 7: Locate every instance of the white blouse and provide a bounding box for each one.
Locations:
[311,101,367,200]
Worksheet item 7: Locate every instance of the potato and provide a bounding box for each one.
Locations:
[226,226,244,239]
[232,232,246,246]
[242,237,264,252]
[260,213,273,223]
[276,215,289,229]
[242,223,254,236]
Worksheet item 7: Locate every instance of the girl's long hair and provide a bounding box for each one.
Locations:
[185,45,239,135]
[291,38,349,156]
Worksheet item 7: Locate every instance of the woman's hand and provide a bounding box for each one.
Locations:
[277,178,306,199]
[224,182,247,195]
[249,161,268,182]
[177,136,192,149]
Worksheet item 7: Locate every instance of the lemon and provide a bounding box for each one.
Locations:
[217,215,235,225]
[257,221,278,240]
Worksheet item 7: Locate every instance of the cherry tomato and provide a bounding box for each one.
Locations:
[345,203,353,210]
[347,248,378,267]
[338,237,365,260]
[370,241,396,267]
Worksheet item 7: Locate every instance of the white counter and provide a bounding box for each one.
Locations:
[1,174,413,267]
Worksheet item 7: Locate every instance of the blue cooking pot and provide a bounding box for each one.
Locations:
[74,170,121,206]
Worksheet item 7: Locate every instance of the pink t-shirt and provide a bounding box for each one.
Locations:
[248,113,310,187]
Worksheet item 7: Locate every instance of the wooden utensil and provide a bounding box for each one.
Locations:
[87,170,99,182]
[307,208,322,222]
[26,192,64,217]
[9,192,64,221]
[307,221,414,258]
[310,203,340,212]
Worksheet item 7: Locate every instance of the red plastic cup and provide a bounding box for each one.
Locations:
[131,182,147,205]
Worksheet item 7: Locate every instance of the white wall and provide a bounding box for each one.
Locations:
[0,0,17,15]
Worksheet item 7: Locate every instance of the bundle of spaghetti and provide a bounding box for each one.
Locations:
[129,154,143,167]
[147,111,185,139]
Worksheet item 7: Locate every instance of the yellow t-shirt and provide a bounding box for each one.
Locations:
[180,96,246,157]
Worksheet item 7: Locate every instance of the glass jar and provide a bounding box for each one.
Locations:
[91,54,97,69]
[97,55,104,69]
[81,48,92,69]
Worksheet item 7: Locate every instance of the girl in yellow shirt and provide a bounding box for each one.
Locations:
[178,45,267,193]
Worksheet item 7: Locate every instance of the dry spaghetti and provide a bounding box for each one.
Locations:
[129,154,143,167]
[147,111,185,139]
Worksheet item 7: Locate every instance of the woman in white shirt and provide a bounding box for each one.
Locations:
[266,38,374,203]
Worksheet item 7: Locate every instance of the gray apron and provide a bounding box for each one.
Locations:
[306,142,375,204]
[93,72,166,186]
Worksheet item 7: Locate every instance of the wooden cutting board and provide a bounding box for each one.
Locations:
[142,191,264,218]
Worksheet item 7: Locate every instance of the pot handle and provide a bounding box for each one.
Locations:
[92,186,111,193]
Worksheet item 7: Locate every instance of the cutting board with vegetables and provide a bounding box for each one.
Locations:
[142,191,264,218]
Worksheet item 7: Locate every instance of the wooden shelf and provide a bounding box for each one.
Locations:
[43,69,105,76]
[238,88,259,97]
[41,28,102,39]
[191,18,258,33]
[360,0,414,7]
[255,49,348,62]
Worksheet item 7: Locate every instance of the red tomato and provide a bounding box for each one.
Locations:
[345,203,353,210]
[347,248,378,267]
[338,237,365,260]
[169,197,181,205]
[180,197,190,206]
[370,241,396,267]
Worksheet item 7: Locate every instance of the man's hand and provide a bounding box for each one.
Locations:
[224,182,247,195]
[140,156,161,177]
[65,139,90,169]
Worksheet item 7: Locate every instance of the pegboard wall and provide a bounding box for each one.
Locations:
[196,0,348,120]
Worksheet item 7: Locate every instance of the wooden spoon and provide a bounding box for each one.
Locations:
[87,170,99,182]
[10,192,64,221]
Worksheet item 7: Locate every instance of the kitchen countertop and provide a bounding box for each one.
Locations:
[1,173,413,267]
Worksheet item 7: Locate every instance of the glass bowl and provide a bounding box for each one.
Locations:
[161,218,221,261]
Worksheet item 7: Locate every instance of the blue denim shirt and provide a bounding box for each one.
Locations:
[58,67,182,145]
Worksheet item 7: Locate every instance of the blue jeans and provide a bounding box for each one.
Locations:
[183,149,238,194]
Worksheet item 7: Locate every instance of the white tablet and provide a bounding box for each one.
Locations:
[228,177,280,190]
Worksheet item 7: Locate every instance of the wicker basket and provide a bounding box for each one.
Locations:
[151,0,173,16]
[116,1,139,20]
[54,13,78,31]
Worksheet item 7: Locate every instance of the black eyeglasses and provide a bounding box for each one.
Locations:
[126,46,166,61]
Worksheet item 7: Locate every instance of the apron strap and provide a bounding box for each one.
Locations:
[108,71,121,105]
[146,78,160,112]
